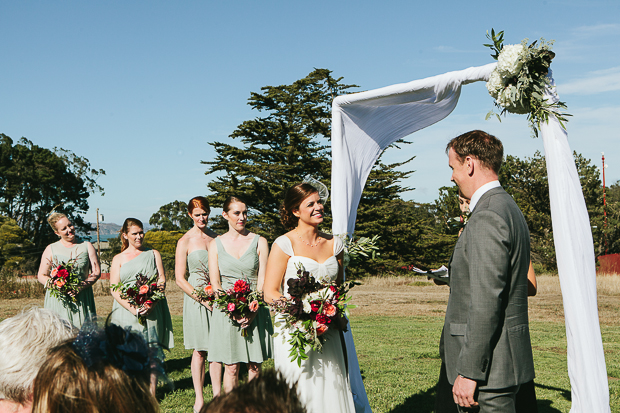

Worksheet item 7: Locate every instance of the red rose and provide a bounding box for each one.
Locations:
[329,286,337,293]
[316,314,330,325]
[310,301,321,313]
[233,280,249,293]
[57,269,69,279]
[238,296,247,303]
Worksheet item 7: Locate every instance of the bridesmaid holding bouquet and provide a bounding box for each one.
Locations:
[37,212,99,328]
[175,196,221,411]
[110,217,174,396]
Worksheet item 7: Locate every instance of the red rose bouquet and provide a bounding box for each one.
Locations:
[192,261,215,306]
[47,255,83,304]
[271,264,356,366]
[214,279,264,336]
[111,272,165,325]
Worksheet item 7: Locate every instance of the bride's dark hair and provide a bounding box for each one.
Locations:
[280,184,318,230]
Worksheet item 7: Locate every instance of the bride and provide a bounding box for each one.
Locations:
[264,183,356,413]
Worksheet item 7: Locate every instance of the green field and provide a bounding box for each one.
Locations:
[157,315,620,413]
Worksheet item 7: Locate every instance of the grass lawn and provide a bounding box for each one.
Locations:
[157,314,620,413]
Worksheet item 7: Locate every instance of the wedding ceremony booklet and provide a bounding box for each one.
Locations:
[412,265,449,284]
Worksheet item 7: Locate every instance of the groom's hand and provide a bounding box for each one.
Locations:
[453,375,479,408]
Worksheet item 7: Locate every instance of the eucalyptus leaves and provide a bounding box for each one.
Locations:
[484,29,570,137]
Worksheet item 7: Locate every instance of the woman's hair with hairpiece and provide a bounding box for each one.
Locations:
[0,307,75,405]
[279,184,319,230]
[32,320,160,413]
[187,196,210,215]
[223,195,247,213]
[47,212,68,233]
[120,218,144,252]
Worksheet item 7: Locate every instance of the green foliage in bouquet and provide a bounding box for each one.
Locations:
[484,29,570,137]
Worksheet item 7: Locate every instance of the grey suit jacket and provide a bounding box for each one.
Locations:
[441,186,535,390]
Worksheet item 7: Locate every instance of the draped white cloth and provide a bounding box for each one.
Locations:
[331,64,610,412]
[541,75,610,412]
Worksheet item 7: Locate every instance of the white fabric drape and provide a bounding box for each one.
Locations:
[331,64,610,413]
[540,75,610,412]
[331,63,496,235]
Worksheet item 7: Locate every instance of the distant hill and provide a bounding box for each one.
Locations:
[83,222,155,241]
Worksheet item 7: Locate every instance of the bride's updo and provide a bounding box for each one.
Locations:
[280,183,318,229]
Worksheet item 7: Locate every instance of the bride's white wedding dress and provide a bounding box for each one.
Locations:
[272,235,356,413]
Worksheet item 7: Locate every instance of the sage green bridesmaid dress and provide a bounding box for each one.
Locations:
[207,235,272,364]
[110,250,174,349]
[43,240,96,328]
[183,250,211,350]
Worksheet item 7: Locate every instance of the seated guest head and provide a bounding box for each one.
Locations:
[0,307,75,413]
[201,369,306,413]
[32,320,160,413]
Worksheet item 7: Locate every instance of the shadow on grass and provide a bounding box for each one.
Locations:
[535,382,569,413]
[165,356,191,374]
[388,385,436,413]
[535,382,571,401]
[386,382,567,413]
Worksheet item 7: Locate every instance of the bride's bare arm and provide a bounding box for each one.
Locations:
[336,250,345,285]
[264,243,289,303]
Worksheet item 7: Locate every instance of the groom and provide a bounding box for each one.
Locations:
[442,130,534,412]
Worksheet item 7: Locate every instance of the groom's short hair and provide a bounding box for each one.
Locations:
[446,130,504,174]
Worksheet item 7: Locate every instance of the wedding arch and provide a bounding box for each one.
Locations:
[330,62,611,413]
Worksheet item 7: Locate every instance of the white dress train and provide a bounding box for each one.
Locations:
[272,235,356,413]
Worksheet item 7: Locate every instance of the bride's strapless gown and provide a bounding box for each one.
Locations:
[272,235,355,413]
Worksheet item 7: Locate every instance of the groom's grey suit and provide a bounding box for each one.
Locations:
[442,186,535,402]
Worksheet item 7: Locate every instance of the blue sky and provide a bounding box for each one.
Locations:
[2,1,619,226]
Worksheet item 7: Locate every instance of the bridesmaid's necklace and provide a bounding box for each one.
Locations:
[295,229,322,247]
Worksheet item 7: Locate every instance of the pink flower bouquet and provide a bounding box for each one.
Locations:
[270,264,356,366]
[214,279,264,336]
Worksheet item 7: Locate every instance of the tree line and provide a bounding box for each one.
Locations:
[1,69,618,275]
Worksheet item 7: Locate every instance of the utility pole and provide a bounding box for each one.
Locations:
[96,208,101,258]
[602,153,608,254]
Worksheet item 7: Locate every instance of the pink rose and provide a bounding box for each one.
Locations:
[50,267,58,277]
[227,303,236,312]
[249,300,259,312]
[316,323,328,336]
[139,285,150,295]
[323,302,336,317]
[55,279,66,288]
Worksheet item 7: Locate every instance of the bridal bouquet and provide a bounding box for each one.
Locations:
[111,273,165,325]
[271,264,356,366]
[447,210,471,231]
[192,262,215,306]
[484,29,570,136]
[214,279,264,336]
[47,255,83,303]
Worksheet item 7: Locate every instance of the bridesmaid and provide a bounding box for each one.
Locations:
[207,196,273,394]
[175,196,221,410]
[37,212,99,328]
[109,218,174,396]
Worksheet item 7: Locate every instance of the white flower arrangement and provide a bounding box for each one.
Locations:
[484,29,570,137]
